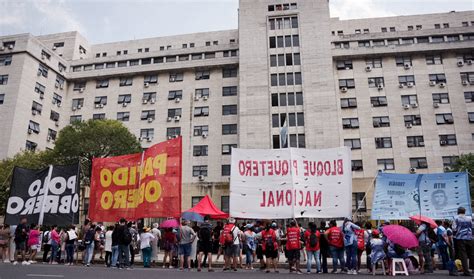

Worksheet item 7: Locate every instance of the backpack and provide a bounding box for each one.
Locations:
[199,226,212,243]
[42,231,50,244]
[427,227,437,244]
[222,225,235,247]
[122,227,132,245]
[265,233,275,251]
[84,229,95,245]
[309,231,318,248]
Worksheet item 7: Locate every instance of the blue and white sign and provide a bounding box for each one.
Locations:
[372,172,471,220]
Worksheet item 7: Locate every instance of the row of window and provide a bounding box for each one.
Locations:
[192,144,238,157]
[269,35,300,48]
[72,51,238,72]
[135,124,238,140]
[268,3,297,12]
[334,33,474,49]
[270,53,301,67]
[268,16,299,30]
[350,156,459,172]
[341,92,460,109]
[332,22,474,36]
[344,134,458,150]
[270,72,302,86]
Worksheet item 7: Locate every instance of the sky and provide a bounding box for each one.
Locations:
[0,0,472,44]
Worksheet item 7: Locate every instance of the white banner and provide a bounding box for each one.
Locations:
[230,147,352,219]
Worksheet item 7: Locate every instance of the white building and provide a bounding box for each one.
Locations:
[0,0,473,217]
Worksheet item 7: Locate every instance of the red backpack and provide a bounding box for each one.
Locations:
[356,229,365,250]
[220,224,235,247]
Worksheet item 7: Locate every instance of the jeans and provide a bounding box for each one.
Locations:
[345,242,358,271]
[306,250,321,272]
[329,246,345,271]
[142,247,152,267]
[420,243,433,272]
[245,248,254,265]
[66,244,74,264]
[50,240,58,263]
[111,246,119,267]
[438,245,449,270]
[105,251,112,267]
[454,239,474,274]
[320,248,328,273]
[118,244,130,268]
[84,242,94,265]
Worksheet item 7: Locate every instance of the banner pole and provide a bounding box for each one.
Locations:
[353,170,379,220]
[38,165,53,226]
[135,150,146,221]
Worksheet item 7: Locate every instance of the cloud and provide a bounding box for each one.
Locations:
[0,1,27,26]
[330,0,396,19]
[32,0,86,35]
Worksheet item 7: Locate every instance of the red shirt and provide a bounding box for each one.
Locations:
[286,227,301,251]
[355,229,365,250]
[326,226,344,248]
[261,229,278,251]
[304,230,320,251]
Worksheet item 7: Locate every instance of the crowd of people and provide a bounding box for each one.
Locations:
[0,207,472,276]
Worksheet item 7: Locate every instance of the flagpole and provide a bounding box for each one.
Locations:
[136,150,146,222]
[38,165,53,226]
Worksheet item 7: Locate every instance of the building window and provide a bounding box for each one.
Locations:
[96,79,109,88]
[373,116,390,127]
[407,136,425,147]
[368,77,384,88]
[426,54,443,65]
[371,96,387,107]
[191,196,204,207]
[395,56,412,66]
[167,108,182,118]
[398,75,416,86]
[37,63,48,77]
[366,58,382,68]
[70,115,82,123]
[352,193,366,212]
[25,141,37,151]
[436,113,454,125]
[221,165,231,176]
[144,74,158,85]
[166,127,181,138]
[204,52,216,59]
[410,157,428,169]
[194,106,209,117]
[34,82,45,95]
[434,24,441,29]
[195,88,210,98]
[373,40,385,46]
[52,93,62,106]
[387,39,400,45]
[142,92,156,103]
[193,125,208,136]
[339,79,355,89]
[222,105,238,115]
[73,81,86,91]
[334,42,349,49]
[140,128,154,140]
[358,41,370,48]
[442,156,459,171]
[464,92,474,103]
[222,86,237,96]
[192,53,202,60]
[351,160,363,171]
[404,115,422,126]
[223,67,238,78]
[222,144,237,155]
[429,74,447,84]
[222,124,237,135]
[401,95,418,105]
[94,63,104,70]
[195,70,210,80]
[431,36,444,43]
[193,145,208,157]
[169,72,184,82]
[460,72,474,84]
[0,74,8,85]
[94,96,107,107]
[407,25,414,31]
[416,25,423,30]
[31,101,42,115]
[377,159,395,171]
[336,59,353,70]
[105,62,115,68]
[50,110,59,121]
[341,98,357,108]
[118,94,132,104]
[342,118,359,129]
[28,120,40,134]
[375,137,392,148]
[47,129,57,141]
[344,139,361,150]
[92,113,105,120]
[119,77,133,87]
[168,90,183,100]
[0,55,12,66]
[192,166,207,177]
[432,93,449,104]
[401,38,414,45]
[153,57,164,63]
[439,134,457,146]
[469,112,474,123]
[142,58,152,64]
[141,110,156,120]
[117,112,130,122]
[223,50,238,57]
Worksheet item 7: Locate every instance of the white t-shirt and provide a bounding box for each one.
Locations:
[104,231,113,252]
[140,232,155,249]
[232,226,241,245]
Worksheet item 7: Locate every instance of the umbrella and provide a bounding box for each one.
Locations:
[181,211,204,222]
[160,219,179,228]
[409,215,438,229]
[382,225,418,249]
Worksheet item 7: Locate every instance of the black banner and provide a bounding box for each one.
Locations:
[5,163,80,226]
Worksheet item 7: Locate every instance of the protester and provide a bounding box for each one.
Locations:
[0,224,10,263]
[129,222,139,267]
[117,218,131,269]
[178,220,196,270]
[416,221,434,273]
[304,222,321,274]
[59,228,67,263]
[243,224,256,270]
[342,217,361,275]
[104,226,113,267]
[369,229,385,272]
[254,222,266,270]
[435,220,449,270]
[261,221,279,273]
[65,225,77,266]
[318,221,329,273]
[140,227,155,268]
[49,225,60,265]
[111,224,120,268]
[151,223,161,266]
[364,222,373,273]
[83,223,96,267]
[325,220,345,273]
[197,215,214,272]
[452,206,473,276]
[41,226,51,263]
[443,220,458,276]
[285,220,302,274]
[93,226,104,263]
[27,224,40,264]
[9,224,16,263]
[13,217,29,265]
[355,222,365,272]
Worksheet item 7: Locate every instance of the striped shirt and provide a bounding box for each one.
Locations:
[453,214,473,240]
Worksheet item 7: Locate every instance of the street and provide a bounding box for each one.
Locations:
[0,263,460,279]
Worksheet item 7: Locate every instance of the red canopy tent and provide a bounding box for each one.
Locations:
[184,195,229,219]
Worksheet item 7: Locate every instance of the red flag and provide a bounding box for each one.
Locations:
[88,137,182,221]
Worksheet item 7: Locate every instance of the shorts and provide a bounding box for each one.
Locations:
[30,244,39,251]
[264,248,278,259]
[287,249,301,261]
[224,244,240,257]
[198,241,212,254]
[178,243,192,257]
[15,241,26,251]
[256,245,264,260]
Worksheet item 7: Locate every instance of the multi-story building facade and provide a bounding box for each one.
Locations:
[0,0,473,218]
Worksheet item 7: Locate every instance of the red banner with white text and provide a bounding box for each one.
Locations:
[88,137,182,221]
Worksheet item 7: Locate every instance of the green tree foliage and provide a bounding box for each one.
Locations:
[450,153,474,200]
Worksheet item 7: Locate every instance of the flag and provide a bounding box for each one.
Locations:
[280,118,288,148]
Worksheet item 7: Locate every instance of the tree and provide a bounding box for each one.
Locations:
[450,153,474,201]
[52,119,142,183]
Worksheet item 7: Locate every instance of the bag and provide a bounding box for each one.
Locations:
[427,228,437,244]
[436,228,447,247]
[264,231,275,251]
[84,229,95,245]
[222,225,235,247]
[122,228,132,245]
[309,231,318,248]
[42,231,50,244]
[199,227,212,243]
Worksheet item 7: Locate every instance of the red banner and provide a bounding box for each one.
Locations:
[88,137,182,221]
